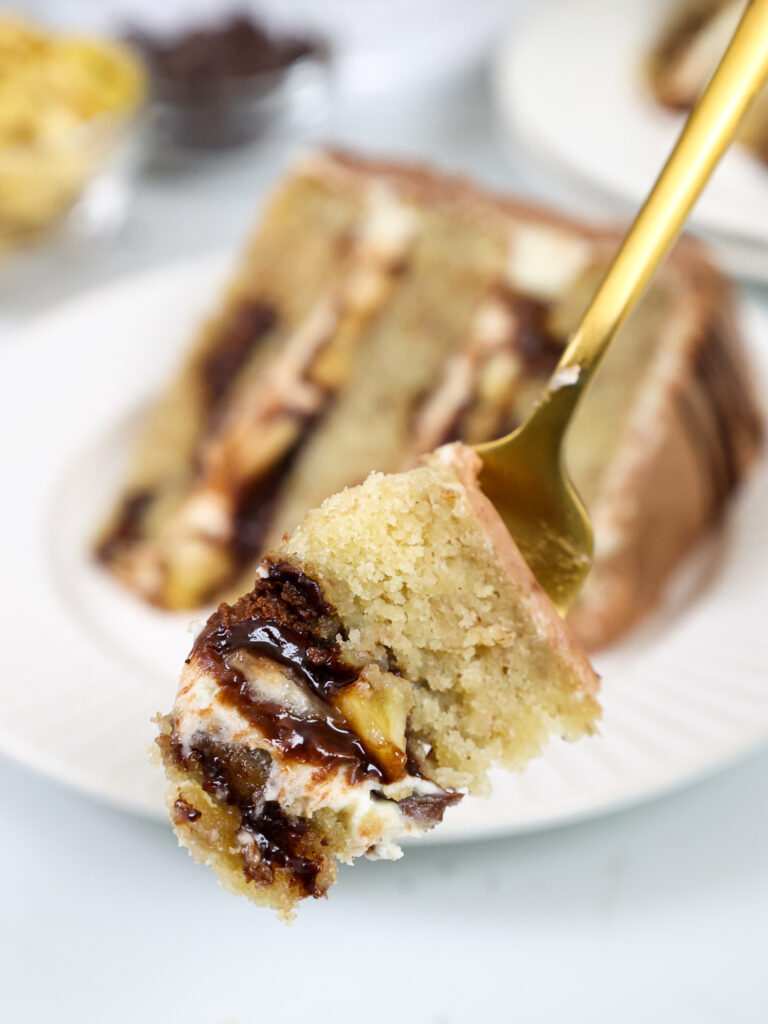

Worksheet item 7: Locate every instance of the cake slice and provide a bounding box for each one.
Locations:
[157,443,600,918]
[97,151,762,648]
[649,0,768,165]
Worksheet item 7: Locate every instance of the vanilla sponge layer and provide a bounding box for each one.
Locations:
[283,443,600,793]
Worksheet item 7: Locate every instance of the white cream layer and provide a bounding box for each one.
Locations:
[173,651,447,863]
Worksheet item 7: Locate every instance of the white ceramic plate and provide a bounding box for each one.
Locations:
[2,253,768,843]
[494,0,768,282]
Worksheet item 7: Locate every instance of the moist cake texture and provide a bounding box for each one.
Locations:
[98,149,763,648]
[158,444,600,918]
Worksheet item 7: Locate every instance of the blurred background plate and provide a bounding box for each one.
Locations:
[493,0,768,282]
[2,253,768,841]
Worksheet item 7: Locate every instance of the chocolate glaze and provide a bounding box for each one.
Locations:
[212,681,384,785]
[262,559,333,616]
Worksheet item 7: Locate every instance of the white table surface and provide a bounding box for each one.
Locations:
[2,68,768,1024]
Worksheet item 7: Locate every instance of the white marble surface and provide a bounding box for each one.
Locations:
[2,67,768,1024]
[3,746,768,1023]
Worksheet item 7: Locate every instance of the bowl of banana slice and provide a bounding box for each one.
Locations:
[0,16,148,260]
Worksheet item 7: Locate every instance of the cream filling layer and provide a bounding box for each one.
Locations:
[173,655,446,863]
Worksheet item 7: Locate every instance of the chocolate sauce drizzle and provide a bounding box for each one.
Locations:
[217,617,359,698]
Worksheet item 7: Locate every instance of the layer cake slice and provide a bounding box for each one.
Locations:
[157,444,600,918]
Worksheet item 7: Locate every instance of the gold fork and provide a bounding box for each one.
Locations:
[476,0,768,614]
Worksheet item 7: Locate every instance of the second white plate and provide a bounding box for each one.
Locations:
[494,0,768,280]
[2,253,768,843]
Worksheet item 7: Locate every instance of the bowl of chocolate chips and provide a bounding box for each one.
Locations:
[129,13,330,153]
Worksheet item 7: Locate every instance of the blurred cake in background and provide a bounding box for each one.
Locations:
[0,15,146,256]
[649,0,768,165]
[95,149,763,649]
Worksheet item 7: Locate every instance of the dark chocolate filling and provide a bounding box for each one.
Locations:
[169,732,323,896]
[172,795,201,824]
[430,288,564,447]
[376,791,462,825]
[205,332,341,588]
[202,299,278,417]
[193,563,383,783]
[503,289,564,377]
[230,445,309,570]
[221,619,359,696]
[172,561,460,891]
[238,801,318,891]
[218,562,357,696]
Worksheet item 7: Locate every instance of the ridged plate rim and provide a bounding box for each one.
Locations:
[1,251,767,845]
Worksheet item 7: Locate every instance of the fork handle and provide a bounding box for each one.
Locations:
[532,0,768,442]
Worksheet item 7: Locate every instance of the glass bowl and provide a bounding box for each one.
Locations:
[0,103,147,260]
[149,49,332,154]
[0,19,148,262]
